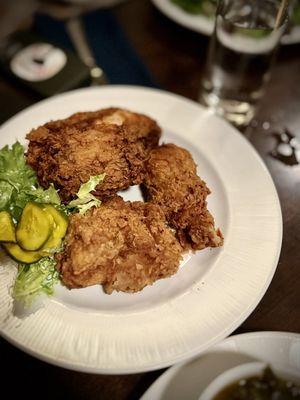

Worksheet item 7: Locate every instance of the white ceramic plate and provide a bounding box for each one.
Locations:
[151,0,300,44]
[152,0,214,35]
[141,331,300,400]
[0,86,282,373]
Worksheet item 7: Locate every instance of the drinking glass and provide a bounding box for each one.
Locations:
[200,0,289,126]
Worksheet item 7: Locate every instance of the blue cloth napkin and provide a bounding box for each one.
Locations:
[34,9,157,87]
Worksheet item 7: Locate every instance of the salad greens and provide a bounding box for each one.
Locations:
[13,258,59,308]
[0,142,60,221]
[0,142,105,309]
[171,0,217,17]
[171,0,300,28]
[292,2,300,25]
[67,173,105,214]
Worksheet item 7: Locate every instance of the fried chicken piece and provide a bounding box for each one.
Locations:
[26,108,161,201]
[56,196,182,294]
[143,144,223,251]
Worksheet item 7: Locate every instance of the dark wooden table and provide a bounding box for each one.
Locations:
[1,1,300,399]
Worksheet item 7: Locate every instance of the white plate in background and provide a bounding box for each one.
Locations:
[151,0,300,44]
[152,0,214,35]
[0,86,282,373]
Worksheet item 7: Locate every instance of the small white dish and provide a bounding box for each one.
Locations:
[151,0,300,44]
[140,331,300,400]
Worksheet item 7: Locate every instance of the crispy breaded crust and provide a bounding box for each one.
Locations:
[56,196,182,294]
[26,108,161,201]
[143,144,223,250]
[28,109,223,293]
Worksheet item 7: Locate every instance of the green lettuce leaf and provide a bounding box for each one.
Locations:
[292,3,300,25]
[77,174,105,198]
[76,199,100,215]
[0,142,61,220]
[171,0,216,16]
[25,184,61,205]
[0,181,14,210]
[0,142,37,189]
[67,174,105,214]
[13,257,59,308]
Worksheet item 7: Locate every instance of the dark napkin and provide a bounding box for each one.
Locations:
[33,9,157,87]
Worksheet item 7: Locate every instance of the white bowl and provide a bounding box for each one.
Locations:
[199,361,300,400]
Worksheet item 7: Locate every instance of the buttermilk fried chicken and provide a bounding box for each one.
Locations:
[26,108,161,201]
[143,144,223,251]
[56,196,182,294]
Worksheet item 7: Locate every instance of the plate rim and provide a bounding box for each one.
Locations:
[0,85,282,374]
[151,0,214,35]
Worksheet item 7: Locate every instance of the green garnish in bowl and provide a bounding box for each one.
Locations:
[171,0,217,17]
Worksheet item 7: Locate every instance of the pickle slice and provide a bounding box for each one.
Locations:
[16,202,53,251]
[42,205,68,252]
[0,211,16,242]
[3,243,42,264]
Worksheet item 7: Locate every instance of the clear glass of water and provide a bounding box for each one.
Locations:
[200,0,289,126]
